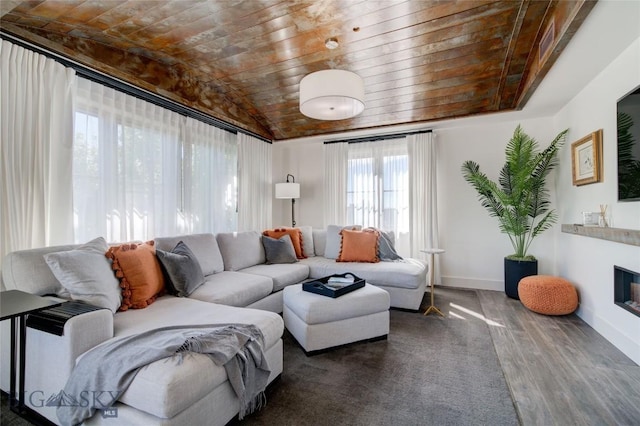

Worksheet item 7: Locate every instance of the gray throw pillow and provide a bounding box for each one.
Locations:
[44,237,121,313]
[156,241,205,297]
[262,235,298,264]
[378,230,403,261]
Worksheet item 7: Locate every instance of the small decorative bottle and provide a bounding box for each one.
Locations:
[599,204,609,227]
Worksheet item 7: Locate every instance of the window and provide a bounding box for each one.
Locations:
[346,139,409,255]
[73,78,237,243]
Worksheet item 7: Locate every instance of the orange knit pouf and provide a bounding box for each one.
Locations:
[518,275,578,315]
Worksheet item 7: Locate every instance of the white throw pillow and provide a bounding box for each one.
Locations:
[324,224,362,259]
[296,225,315,257]
[44,237,121,313]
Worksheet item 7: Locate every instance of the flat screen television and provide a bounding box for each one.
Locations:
[617,85,640,201]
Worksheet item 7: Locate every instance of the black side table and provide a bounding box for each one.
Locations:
[0,290,62,414]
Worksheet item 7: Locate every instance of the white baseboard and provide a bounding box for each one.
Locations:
[576,304,640,366]
[440,276,503,292]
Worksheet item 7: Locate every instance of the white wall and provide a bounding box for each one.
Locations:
[553,37,640,365]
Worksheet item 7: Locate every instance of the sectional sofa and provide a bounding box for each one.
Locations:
[0,227,427,425]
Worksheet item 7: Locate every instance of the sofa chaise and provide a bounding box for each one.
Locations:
[0,227,426,425]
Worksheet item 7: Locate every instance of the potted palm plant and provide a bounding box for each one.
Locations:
[461,125,568,299]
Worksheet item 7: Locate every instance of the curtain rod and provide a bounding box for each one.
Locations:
[1,32,273,144]
[324,129,432,144]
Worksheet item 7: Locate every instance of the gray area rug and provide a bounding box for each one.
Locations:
[237,287,519,425]
[0,288,518,426]
[0,394,30,426]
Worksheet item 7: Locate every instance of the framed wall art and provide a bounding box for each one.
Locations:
[571,129,603,186]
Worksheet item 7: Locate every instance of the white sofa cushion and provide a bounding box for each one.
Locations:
[216,231,265,271]
[90,341,282,426]
[189,271,273,307]
[113,297,283,347]
[300,256,427,290]
[155,234,224,276]
[239,263,310,292]
[112,296,283,418]
[119,350,226,419]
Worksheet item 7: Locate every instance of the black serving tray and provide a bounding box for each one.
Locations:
[302,273,365,298]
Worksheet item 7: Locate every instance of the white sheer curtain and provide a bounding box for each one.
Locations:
[347,139,409,256]
[323,142,348,226]
[74,78,239,242]
[182,117,237,234]
[408,131,440,282]
[237,133,272,231]
[1,40,75,262]
[74,77,182,243]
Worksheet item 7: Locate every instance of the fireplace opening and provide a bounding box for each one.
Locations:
[614,266,640,317]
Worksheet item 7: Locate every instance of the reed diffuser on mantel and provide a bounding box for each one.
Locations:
[599,204,609,227]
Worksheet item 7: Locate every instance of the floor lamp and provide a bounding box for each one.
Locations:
[275,174,300,227]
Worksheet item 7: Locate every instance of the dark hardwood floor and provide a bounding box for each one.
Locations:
[2,288,639,425]
[476,289,640,425]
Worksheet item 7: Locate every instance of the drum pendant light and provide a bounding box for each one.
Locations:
[299,70,365,120]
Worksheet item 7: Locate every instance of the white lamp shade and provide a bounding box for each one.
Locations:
[275,182,300,199]
[299,70,365,120]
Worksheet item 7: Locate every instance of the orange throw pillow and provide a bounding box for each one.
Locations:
[105,241,165,311]
[262,228,306,259]
[337,228,380,263]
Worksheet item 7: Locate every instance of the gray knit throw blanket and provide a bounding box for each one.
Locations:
[56,323,270,426]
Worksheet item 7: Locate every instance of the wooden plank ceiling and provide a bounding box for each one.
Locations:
[0,0,595,141]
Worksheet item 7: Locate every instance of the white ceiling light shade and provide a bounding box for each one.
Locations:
[299,70,365,120]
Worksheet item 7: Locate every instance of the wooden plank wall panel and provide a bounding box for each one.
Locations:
[0,0,595,140]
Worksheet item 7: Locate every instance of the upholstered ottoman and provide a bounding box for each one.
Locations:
[518,275,578,315]
[283,283,390,354]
